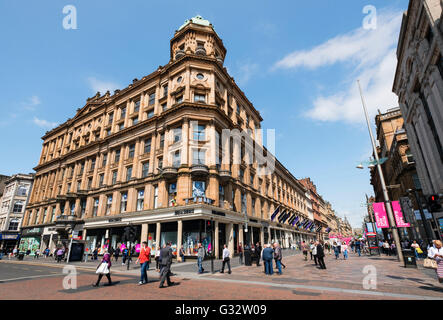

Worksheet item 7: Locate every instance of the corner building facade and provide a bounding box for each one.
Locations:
[22,16,317,259]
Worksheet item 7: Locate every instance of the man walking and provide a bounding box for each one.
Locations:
[135,241,150,285]
[273,242,283,275]
[355,239,361,257]
[263,244,274,275]
[159,242,175,288]
[312,241,318,266]
[316,240,327,269]
[197,243,205,274]
[238,242,243,265]
[220,244,231,274]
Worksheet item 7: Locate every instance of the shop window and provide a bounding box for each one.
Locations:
[137,189,144,211]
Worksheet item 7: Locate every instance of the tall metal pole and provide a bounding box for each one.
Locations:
[357,80,404,264]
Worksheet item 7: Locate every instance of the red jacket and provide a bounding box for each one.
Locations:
[139,247,151,264]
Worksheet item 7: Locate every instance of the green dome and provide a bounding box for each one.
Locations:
[178,15,212,31]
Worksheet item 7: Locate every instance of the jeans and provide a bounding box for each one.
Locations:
[264,259,273,275]
[140,261,149,283]
[275,259,282,274]
[197,256,203,273]
[221,259,231,273]
[356,248,361,256]
[343,249,348,259]
[180,254,185,262]
[334,249,340,259]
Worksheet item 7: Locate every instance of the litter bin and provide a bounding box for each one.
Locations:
[244,249,252,266]
[402,249,417,268]
[17,253,25,261]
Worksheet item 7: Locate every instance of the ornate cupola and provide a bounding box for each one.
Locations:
[170,15,227,65]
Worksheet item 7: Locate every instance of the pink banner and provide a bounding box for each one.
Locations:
[392,201,410,227]
[373,202,390,228]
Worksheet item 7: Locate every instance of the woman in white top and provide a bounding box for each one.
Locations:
[427,240,443,283]
[341,242,349,260]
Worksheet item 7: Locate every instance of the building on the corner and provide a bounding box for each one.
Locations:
[0,173,34,252]
[21,16,318,259]
[299,178,328,239]
[393,0,443,236]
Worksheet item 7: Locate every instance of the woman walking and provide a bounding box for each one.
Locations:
[135,241,151,285]
[179,245,185,263]
[92,251,113,287]
[428,240,443,283]
[342,241,349,260]
[301,241,309,261]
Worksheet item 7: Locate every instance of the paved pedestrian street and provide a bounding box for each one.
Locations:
[0,250,442,300]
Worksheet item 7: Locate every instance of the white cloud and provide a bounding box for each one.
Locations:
[87,77,120,94]
[274,10,402,124]
[33,117,58,129]
[23,95,41,111]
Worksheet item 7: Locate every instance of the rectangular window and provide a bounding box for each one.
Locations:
[106,195,112,215]
[250,173,254,186]
[192,149,205,165]
[80,199,86,217]
[93,198,99,217]
[154,186,159,209]
[70,202,75,215]
[162,103,167,112]
[147,109,155,118]
[173,150,181,168]
[137,189,144,211]
[192,181,205,198]
[239,169,244,181]
[112,170,117,185]
[163,85,168,97]
[176,96,183,104]
[168,183,177,207]
[193,124,205,141]
[132,117,139,125]
[99,174,104,187]
[134,100,140,113]
[108,112,114,125]
[160,134,165,148]
[128,144,135,158]
[194,94,206,102]
[120,192,127,213]
[219,186,224,208]
[149,93,155,105]
[115,149,121,163]
[87,177,92,190]
[17,185,28,196]
[91,158,96,171]
[13,201,24,213]
[121,107,126,119]
[51,206,56,222]
[77,180,82,191]
[102,153,107,167]
[107,128,111,136]
[144,138,151,153]
[80,162,85,174]
[119,123,124,131]
[126,166,132,181]
[173,127,182,143]
[142,162,150,177]
[158,157,163,169]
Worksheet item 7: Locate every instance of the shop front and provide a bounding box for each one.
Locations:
[0,233,20,252]
[19,227,43,255]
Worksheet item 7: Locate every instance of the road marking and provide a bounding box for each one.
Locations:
[0,273,64,282]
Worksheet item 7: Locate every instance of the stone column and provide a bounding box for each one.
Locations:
[227,223,234,258]
[214,221,219,259]
[141,223,148,243]
[177,220,183,262]
[260,227,265,246]
[239,223,244,247]
[156,222,161,248]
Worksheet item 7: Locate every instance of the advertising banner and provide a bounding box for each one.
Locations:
[391,201,410,227]
[372,202,390,228]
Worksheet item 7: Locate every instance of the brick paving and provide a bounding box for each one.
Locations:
[0,249,442,300]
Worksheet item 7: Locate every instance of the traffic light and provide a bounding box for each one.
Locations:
[428,194,442,212]
[206,220,213,232]
[122,225,137,243]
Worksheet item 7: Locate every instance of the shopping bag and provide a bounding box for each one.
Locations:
[96,262,109,274]
[423,258,437,269]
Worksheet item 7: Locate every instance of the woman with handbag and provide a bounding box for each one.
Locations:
[93,251,113,287]
[427,240,443,283]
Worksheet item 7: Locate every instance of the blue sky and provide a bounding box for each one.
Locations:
[0,0,409,227]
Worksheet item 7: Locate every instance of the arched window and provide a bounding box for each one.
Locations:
[8,219,20,231]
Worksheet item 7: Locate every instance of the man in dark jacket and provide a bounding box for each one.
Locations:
[316,240,326,269]
[262,244,274,275]
[159,242,175,288]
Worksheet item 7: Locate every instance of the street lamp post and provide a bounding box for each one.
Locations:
[357,80,404,264]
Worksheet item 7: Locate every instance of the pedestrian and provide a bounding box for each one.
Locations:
[154,246,161,271]
[263,244,274,275]
[197,242,205,274]
[93,247,98,261]
[301,241,309,261]
[383,240,390,256]
[250,244,256,265]
[179,245,185,263]
[427,240,443,283]
[122,246,129,265]
[12,247,18,259]
[390,242,397,256]
[312,241,318,266]
[342,241,349,260]
[355,239,361,257]
[114,245,120,262]
[135,241,151,285]
[273,242,283,275]
[350,241,355,253]
[316,240,327,269]
[56,247,64,263]
[411,240,422,259]
[238,242,243,265]
[333,241,340,259]
[256,242,262,267]
[44,248,50,258]
[92,250,113,287]
[220,244,231,274]
[309,241,314,260]
[337,239,342,256]
[34,249,40,259]
[159,242,176,288]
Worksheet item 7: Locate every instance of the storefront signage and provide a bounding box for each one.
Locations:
[21,228,43,236]
[175,209,194,216]
[391,201,410,227]
[211,210,226,217]
[108,218,122,223]
[372,202,389,228]
[0,234,20,240]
